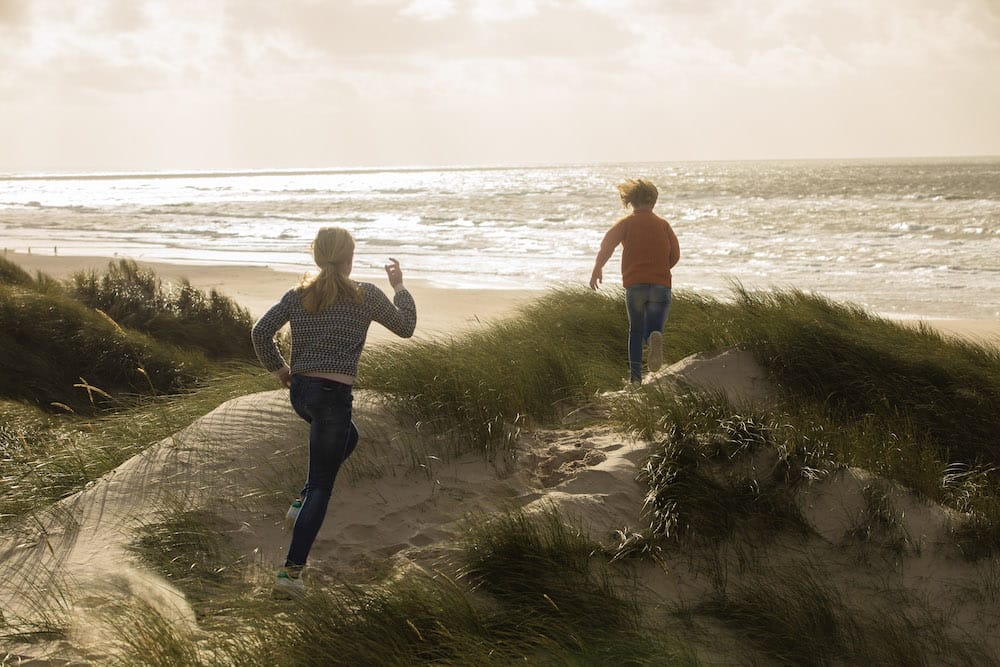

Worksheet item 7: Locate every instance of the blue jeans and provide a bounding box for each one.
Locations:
[285,375,359,568]
[625,284,672,382]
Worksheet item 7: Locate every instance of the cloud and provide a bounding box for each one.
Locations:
[0,0,29,25]
[468,0,541,22]
[400,0,456,21]
[1,0,998,171]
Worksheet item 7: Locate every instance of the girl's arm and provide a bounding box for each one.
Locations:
[251,295,292,376]
[367,284,417,338]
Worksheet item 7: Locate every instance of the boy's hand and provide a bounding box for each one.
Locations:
[589,267,603,290]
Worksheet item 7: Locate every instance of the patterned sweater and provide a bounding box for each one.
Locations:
[251,282,416,377]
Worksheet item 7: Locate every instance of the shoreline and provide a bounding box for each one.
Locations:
[5,250,999,347]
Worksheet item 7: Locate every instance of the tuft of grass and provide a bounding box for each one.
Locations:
[257,574,525,666]
[845,484,917,558]
[459,506,623,614]
[728,287,1000,468]
[694,563,849,665]
[127,507,246,618]
[690,559,991,666]
[361,287,629,450]
[621,393,815,550]
[104,599,204,667]
[69,259,255,360]
[456,506,690,663]
[0,282,211,412]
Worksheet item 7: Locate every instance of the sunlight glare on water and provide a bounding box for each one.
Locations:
[1,158,998,319]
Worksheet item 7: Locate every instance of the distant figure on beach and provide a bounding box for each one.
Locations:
[251,227,416,596]
[590,178,680,384]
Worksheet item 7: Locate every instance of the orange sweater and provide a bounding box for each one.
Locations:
[599,209,679,288]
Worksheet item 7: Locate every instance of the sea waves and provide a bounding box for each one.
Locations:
[1,158,998,318]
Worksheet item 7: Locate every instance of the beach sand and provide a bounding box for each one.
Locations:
[6,251,539,343]
[7,250,999,346]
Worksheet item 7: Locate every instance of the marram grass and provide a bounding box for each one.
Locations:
[0,256,272,527]
[726,286,1000,467]
[1,258,259,413]
[69,259,255,360]
[0,281,209,411]
[4,258,1000,663]
[360,287,629,449]
[110,507,696,666]
[689,558,991,666]
[609,286,1000,557]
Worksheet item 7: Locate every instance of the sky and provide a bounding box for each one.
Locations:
[1,0,999,173]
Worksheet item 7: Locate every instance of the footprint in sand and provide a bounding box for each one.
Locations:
[538,443,609,488]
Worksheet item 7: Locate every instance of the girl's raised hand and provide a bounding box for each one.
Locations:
[384,257,403,287]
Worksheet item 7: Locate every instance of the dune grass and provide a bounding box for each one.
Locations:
[0,258,273,527]
[607,288,1000,558]
[1,258,259,414]
[127,507,247,614]
[360,287,629,449]
[105,599,204,667]
[615,394,814,554]
[366,283,1000,555]
[69,259,256,360]
[722,287,1000,467]
[0,281,210,411]
[5,258,1000,663]
[686,557,990,666]
[0,255,36,286]
[114,506,695,666]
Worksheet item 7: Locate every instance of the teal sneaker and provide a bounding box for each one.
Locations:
[284,498,303,529]
[272,570,306,599]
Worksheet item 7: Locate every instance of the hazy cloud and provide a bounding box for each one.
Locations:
[0,0,29,25]
[1,0,998,171]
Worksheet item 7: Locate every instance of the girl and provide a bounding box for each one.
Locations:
[251,227,416,594]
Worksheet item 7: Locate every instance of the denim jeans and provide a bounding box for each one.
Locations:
[625,284,672,382]
[285,375,359,568]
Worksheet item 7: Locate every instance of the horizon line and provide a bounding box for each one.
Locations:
[3,153,999,181]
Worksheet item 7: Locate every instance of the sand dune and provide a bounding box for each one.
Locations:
[3,251,998,662]
[3,349,998,663]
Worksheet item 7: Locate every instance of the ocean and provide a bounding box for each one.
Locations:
[2,158,998,319]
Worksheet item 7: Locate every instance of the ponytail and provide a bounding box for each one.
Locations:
[299,228,361,313]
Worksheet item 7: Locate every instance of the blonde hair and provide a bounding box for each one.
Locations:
[299,227,361,313]
[617,178,659,209]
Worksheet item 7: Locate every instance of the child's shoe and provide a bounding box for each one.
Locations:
[272,569,305,599]
[284,498,303,529]
[648,331,663,372]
